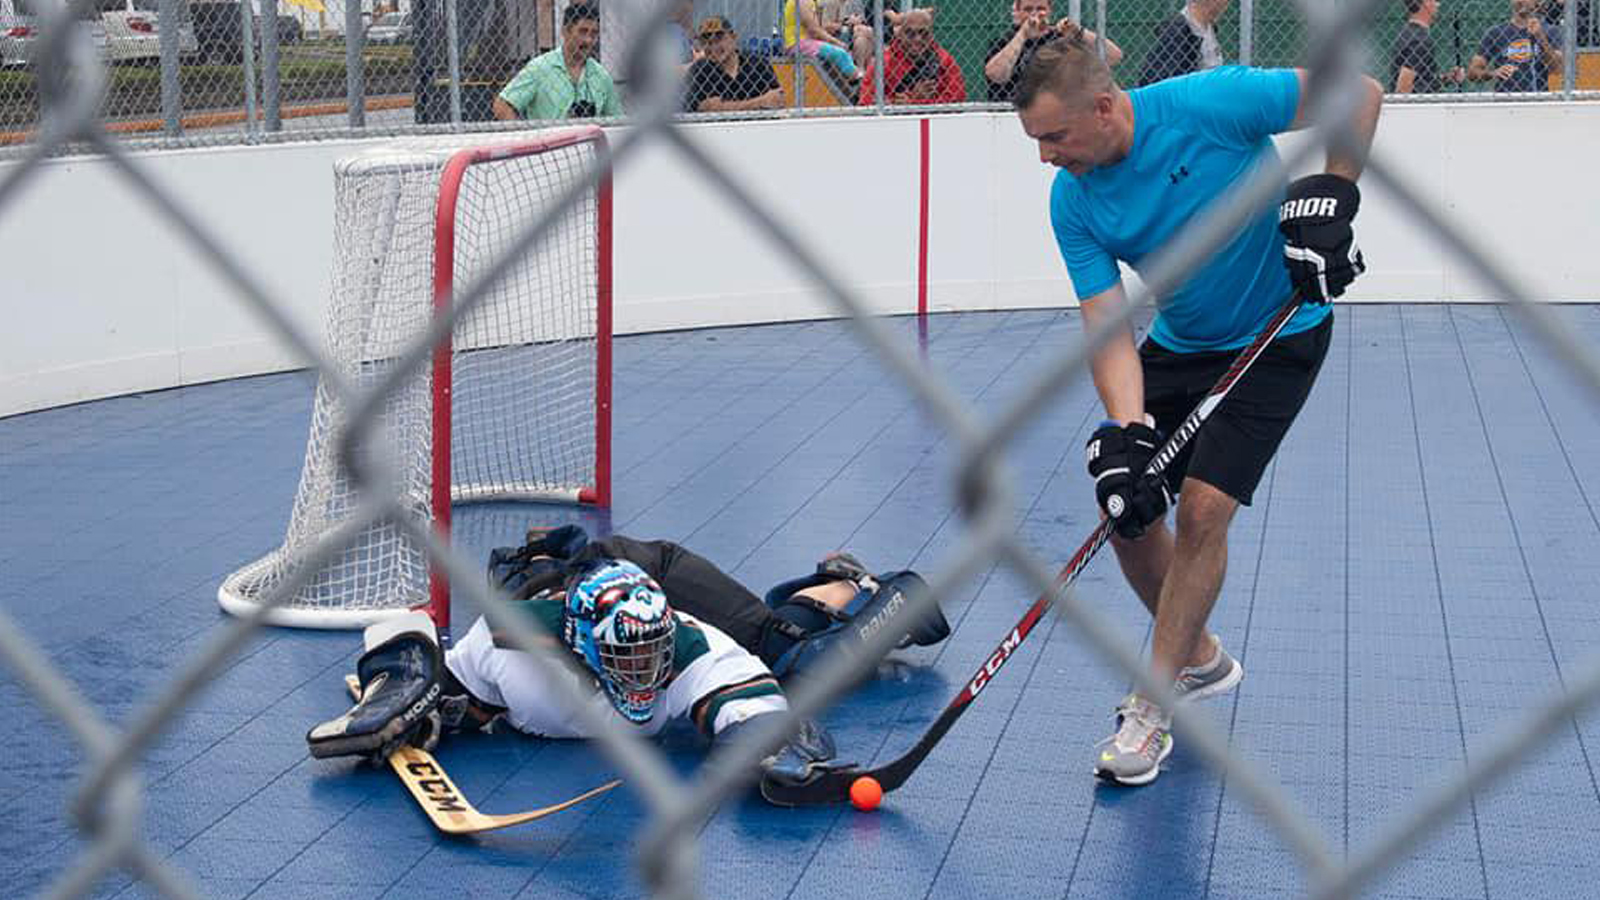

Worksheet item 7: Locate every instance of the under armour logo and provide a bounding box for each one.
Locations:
[1169,166,1190,185]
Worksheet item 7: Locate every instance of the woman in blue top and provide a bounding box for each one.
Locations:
[1012,35,1382,785]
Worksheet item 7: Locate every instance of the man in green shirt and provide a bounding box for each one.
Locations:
[493,2,623,121]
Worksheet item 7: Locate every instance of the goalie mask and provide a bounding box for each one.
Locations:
[564,560,677,724]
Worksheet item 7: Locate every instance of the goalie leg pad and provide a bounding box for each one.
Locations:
[307,611,443,760]
[763,566,950,678]
[857,570,950,648]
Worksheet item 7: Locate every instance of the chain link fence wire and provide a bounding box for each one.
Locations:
[4,0,1600,897]
[3,0,1597,155]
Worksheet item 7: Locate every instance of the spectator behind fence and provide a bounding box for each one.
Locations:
[494,2,623,121]
[830,0,897,73]
[1137,0,1230,87]
[986,0,1122,103]
[859,9,967,105]
[784,0,864,86]
[1392,0,1466,93]
[684,16,784,112]
[1469,0,1564,92]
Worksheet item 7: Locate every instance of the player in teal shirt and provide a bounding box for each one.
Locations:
[1049,65,1328,353]
[1015,34,1382,785]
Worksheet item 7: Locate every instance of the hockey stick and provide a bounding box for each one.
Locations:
[762,293,1305,806]
[345,675,621,833]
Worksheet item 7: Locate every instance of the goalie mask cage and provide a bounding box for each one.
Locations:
[218,127,613,631]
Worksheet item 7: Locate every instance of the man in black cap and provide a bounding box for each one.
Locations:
[684,16,785,113]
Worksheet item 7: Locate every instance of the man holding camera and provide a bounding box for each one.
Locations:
[494,2,623,121]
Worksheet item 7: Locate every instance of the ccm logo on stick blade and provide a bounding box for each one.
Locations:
[968,628,1023,696]
[403,758,470,814]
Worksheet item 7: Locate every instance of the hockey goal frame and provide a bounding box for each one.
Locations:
[425,129,614,633]
[218,127,613,633]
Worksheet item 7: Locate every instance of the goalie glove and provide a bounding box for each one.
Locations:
[1279,173,1365,304]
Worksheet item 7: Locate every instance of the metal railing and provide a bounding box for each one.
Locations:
[1,0,1596,157]
[4,0,1600,899]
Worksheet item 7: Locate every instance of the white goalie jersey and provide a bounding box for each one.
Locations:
[446,604,787,739]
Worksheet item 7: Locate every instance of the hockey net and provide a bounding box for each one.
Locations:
[218,127,613,630]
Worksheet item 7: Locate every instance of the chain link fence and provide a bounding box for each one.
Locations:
[2,0,1596,154]
[5,0,1600,898]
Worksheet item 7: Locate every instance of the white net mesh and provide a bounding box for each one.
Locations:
[217,128,609,629]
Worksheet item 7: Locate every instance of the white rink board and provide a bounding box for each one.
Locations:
[3,102,1598,416]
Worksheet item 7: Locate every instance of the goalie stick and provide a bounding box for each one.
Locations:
[762,293,1305,806]
[344,675,621,833]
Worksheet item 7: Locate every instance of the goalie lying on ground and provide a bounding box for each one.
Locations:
[306,526,951,800]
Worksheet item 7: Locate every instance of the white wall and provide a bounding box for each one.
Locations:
[2,102,1597,417]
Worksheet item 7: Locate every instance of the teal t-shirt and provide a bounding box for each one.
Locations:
[1049,66,1329,352]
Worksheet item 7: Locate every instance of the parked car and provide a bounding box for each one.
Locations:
[0,0,109,68]
[190,0,298,64]
[97,0,198,64]
[363,10,408,45]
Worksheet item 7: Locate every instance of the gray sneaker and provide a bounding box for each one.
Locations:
[1174,639,1243,702]
[1093,695,1173,786]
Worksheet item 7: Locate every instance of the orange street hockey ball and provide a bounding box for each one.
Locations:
[849,776,883,812]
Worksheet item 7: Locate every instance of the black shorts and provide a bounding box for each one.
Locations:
[1141,314,1332,506]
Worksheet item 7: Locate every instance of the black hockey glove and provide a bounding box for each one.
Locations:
[1085,421,1171,539]
[1279,173,1365,304]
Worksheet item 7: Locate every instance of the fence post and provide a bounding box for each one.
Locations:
[445,0,462,125]
[1095,0,1106,61]
[1563,0,1577,98]
[346,0,366,128]
[1240,0,1254,65]
[872,0,884,111]
[793,4,805,118]
[261,0,282,131]
[157,0,181,136]
[240,0,260,136]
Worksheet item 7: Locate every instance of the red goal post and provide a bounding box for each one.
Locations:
[218,126,612,632]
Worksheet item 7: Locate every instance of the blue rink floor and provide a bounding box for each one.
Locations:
[5,305,1600,900]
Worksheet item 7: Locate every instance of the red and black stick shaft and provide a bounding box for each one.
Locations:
[762,293,1305,807]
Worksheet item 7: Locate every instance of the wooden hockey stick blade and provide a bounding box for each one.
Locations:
[385,745,620,833]
[343,675,621,833]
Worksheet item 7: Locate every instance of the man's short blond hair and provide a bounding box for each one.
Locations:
[1013,34,1116,109]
